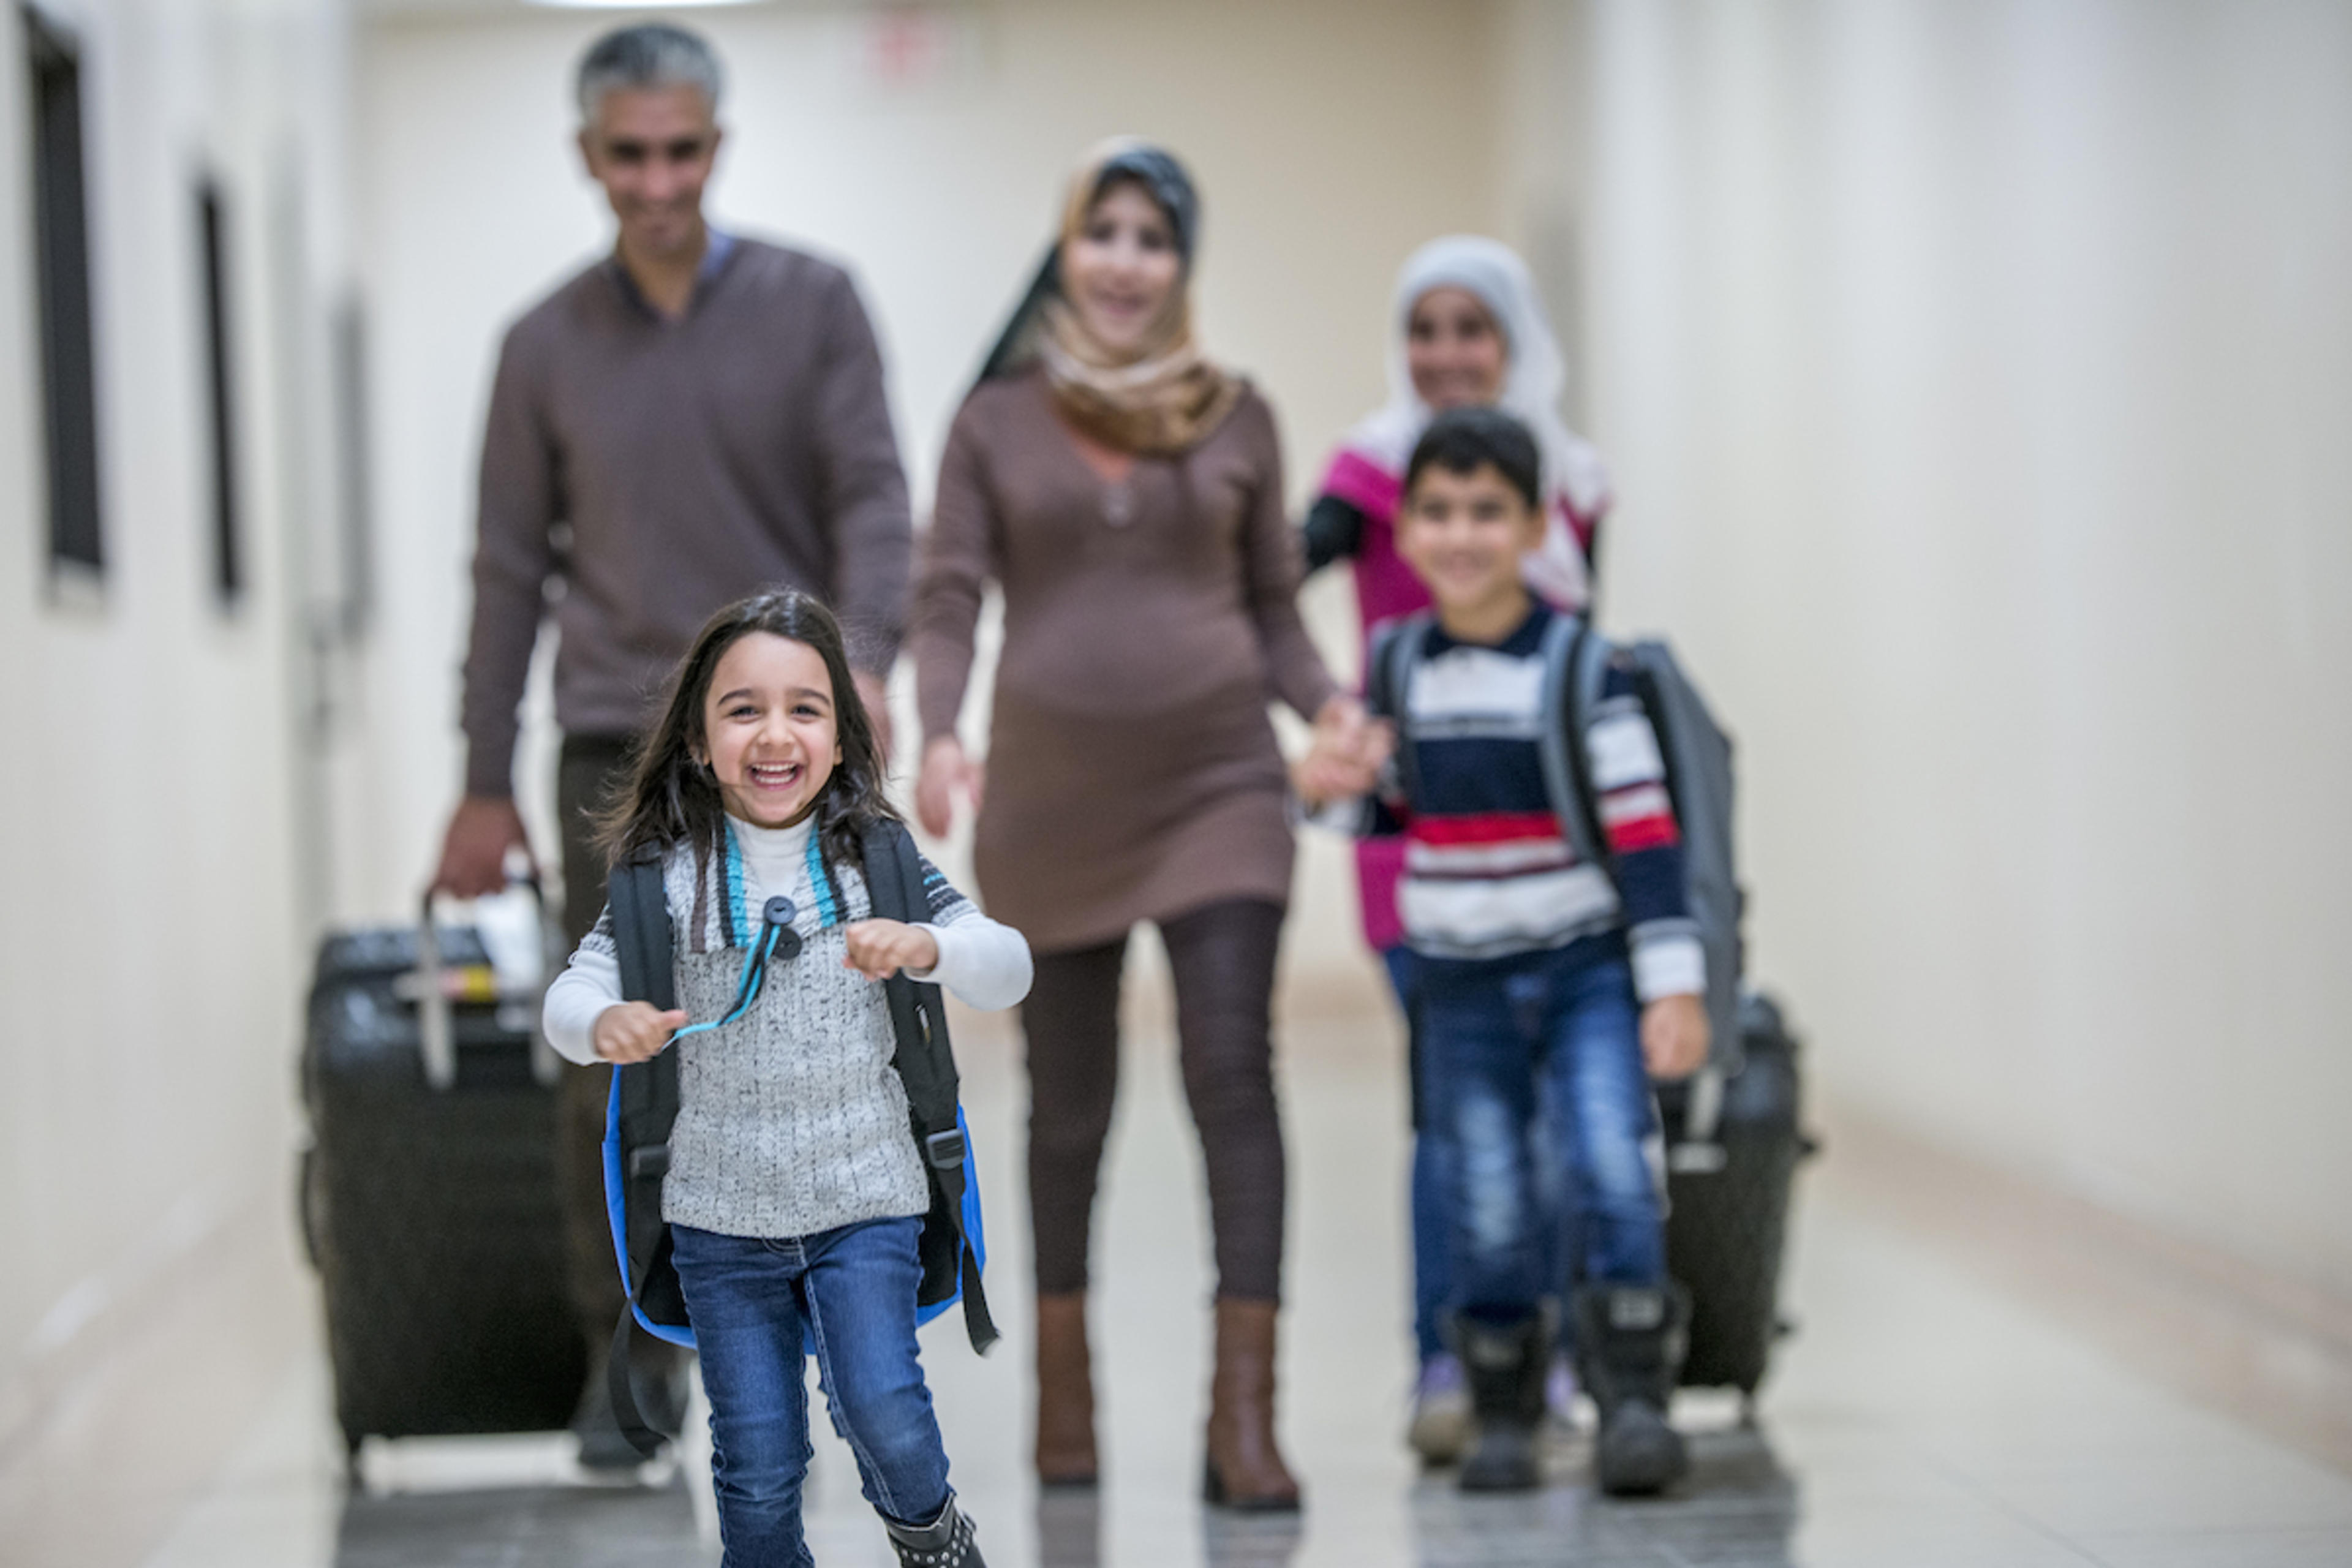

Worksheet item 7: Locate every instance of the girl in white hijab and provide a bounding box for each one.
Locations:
[1304,235,1610,625]
[1300,235,1610,1463]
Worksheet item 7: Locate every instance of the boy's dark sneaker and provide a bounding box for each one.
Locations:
[1448,1313,1550,1492]
[1572,1283,1692,1497]
[1594,1396,1686,1496]
[884,1494,985,1567]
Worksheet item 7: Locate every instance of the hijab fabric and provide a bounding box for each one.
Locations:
[977,138,1241,457]
[1346,236,1610,608]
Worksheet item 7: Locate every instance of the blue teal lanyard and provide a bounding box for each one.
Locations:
[669,826,809,1045]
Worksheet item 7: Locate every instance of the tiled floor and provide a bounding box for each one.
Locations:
[137,990,2352,1568]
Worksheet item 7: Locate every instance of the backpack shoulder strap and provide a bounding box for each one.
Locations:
[608,853,676,1011]
[861,820,959,1134]
[600,849,685,1458]
[1366,612,1434,807]
[1365,612,1433,724]
[860,818,999,1355]
[1536,613,1611,873]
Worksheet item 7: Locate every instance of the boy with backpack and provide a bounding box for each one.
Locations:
[1294,406,1709,1496]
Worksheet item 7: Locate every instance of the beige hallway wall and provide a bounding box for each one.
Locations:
[0,0,360,1556]
[348,0,1510,941]
[1501,0,2352,1296]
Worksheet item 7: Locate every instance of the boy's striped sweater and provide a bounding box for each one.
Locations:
[1368,603,1704,1001]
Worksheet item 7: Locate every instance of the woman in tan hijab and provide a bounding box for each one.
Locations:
[911,140,1357,1510]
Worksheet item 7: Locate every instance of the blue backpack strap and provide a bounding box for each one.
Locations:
[603,852,687,1457]
[862,818,999,1356]
[1536,612,1613,874]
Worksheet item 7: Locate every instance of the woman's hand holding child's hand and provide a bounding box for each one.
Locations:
[1292,698,1395,808]
[594,1001,688,1064]
[842,919,940,981]
[1640,993,1711,1081]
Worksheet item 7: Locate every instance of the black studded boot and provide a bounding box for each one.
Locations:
[1572,1283,1691,1496]
[1448,1311,1550,1492]
[884,1494,986,1568]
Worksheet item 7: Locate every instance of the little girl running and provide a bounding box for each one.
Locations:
[543,589,1031,1568]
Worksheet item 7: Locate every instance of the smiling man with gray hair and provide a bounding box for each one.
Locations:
[429,19,914,1467]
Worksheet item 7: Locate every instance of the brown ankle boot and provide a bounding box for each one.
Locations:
[1202,1297,1301,1511]
[1034,1292,1098,1486]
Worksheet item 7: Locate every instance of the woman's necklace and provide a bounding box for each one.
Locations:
[1061,413,1139,527]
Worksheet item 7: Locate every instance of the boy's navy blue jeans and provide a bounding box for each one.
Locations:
[1419,935,1665,1324]
[1392,947,1580,1362]
[671,1216,950,1567]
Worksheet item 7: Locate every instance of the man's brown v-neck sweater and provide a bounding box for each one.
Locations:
[461,238,911,797]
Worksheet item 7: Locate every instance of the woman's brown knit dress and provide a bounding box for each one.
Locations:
[913,370,1336,952]
[913,368,1336,1318]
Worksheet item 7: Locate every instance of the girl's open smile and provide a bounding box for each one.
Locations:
[700,631,843,829]
[745,759,805,794]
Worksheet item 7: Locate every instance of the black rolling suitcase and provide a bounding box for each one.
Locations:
[297,897,584,1461]
[1657,990,1817,1400]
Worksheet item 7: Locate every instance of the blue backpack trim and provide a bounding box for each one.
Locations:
[602,1076,696,1348]
[600,1086,987,1351]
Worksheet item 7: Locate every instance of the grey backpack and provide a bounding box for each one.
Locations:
[1368,612,1748,1099]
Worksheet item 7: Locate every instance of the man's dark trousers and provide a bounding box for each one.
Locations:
[556,733,636,1355]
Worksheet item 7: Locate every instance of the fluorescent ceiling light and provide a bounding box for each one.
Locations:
[527,0,764,9]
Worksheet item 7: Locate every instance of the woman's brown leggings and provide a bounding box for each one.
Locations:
[1022,899,1288,1302]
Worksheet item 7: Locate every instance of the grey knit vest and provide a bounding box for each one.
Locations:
[657,832,929,1240]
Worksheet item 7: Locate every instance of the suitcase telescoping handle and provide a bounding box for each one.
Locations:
[417,899,455,1090]
[415,876,561,1092]
[1667,1065,1728,1174]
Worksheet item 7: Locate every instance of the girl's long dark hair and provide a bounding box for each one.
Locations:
[598,589,898,879]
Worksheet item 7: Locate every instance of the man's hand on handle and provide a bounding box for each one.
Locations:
[432,796,535,899]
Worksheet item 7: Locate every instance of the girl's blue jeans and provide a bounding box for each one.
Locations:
[1417,936,1664,1327]
[1392,948,1581,1363]
[671,1216,950,1567]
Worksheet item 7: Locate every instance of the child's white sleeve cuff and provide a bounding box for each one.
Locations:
[543,944,624,1065]
[1629,926,1706,1004]
[916,915,1034,1012]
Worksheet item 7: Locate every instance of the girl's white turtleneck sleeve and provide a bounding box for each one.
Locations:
[914,903,1033,1011]
[543,943,622,1066]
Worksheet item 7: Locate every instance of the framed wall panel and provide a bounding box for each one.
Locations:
[23,3,102,582]
[197,176,241,603]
